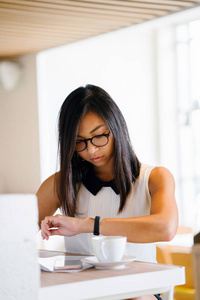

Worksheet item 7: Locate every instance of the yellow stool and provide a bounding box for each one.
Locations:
[170,249,195,300]
[174,286,195,300]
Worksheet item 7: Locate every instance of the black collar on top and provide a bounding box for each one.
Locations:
[82,166,119,195]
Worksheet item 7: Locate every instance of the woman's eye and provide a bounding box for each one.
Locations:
[76,140,83,144]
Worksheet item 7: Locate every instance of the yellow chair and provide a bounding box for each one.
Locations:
[170,247,195,300]
[192,244,200,300]
[156,244,172,265]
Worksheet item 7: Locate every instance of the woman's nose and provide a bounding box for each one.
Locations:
[86,141,99,154]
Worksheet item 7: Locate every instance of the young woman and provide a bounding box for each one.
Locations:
[37,84,178,300]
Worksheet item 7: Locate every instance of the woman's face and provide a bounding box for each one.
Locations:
[76,111,114,170]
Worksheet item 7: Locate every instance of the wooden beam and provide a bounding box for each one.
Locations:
[0,10,142,26]
[0,6,148,24]
[0,0,182,14]
[0,2,161,19]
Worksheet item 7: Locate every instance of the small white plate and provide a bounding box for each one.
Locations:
[81,255,137,269]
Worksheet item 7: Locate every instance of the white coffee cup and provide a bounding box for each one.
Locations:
[91,236,127,262]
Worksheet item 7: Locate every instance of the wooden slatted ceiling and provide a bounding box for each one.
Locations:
[0,0,200,58]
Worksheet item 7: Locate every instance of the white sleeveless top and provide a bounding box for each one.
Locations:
[64,164,157,263]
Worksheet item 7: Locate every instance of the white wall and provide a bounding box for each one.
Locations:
[0,54,41,194]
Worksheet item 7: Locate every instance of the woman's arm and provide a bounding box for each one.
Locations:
[100,167,178,243]
[41,167,178,243]
[36,173,61,229]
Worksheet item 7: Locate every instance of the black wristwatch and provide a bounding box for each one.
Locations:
[93,216,100,235]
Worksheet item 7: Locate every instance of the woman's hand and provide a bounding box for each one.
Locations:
[41,214,94,240]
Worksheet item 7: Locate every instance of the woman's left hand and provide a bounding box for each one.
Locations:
[41,214,93,240]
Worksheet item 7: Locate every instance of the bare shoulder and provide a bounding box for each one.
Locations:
[37,172,58,192]
[150,166,175,182]
[36,173,60,207]
[36,172,61,224]
[149,166,175,193]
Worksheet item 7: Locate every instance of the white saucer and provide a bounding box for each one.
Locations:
[81,255,137,269]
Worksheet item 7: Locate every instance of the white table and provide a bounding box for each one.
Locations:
[39,251,185,300]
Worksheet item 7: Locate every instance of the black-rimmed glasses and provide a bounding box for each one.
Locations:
[75,131,110,152]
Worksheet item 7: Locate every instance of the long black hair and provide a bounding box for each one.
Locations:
[56,84,141,216]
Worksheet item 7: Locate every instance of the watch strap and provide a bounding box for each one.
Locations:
[93,216,100,235]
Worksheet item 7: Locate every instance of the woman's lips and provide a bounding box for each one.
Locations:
[91,156,103,163]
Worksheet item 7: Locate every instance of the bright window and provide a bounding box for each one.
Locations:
[176,20,200,230]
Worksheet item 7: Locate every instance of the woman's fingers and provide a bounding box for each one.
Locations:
[41,215,61,240]
[41,218,53,240]
[40,221,48,240]
[47,228,60,236]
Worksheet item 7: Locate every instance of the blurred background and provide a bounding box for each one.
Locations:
[0,1,200,251]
